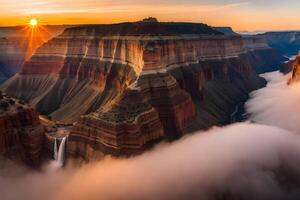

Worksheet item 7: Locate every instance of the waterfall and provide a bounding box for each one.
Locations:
[57,137,67,166]
[52,137,67,167]
[53,139,58,160]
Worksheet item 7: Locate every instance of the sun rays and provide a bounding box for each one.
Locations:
[18,18,53,60]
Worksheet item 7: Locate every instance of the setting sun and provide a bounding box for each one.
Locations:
[29,18,38,27]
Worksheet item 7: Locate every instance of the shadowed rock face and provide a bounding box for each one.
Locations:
[1,21,285,159]
[0,38,25,83]
[0,93,44,166]
[264,31,300,55]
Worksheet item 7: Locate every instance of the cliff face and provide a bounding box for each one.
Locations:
[0,26,67,84]
[264,31,300,55]
[288,52,300,84]
[2,22,282,160]
[0,93,44,165]
[0,38,25,83]
[242,35,287,73]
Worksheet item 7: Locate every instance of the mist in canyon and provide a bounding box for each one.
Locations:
[246,71,300,133]
[1,71,300,200]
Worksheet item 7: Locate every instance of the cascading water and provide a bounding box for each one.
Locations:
[53,137,67,167]
[54,139,58,160]
[57,137,67,166]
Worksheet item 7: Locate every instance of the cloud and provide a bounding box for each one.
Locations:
[2,67,300,200]
[1,0,250,15]
[2,122,300,200]
[246,71,300,133]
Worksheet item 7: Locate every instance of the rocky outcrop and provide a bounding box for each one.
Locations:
[69,88,164,160]
[213,27,238,36]
[288,52,300,84]
[0,92,44,165]
[1,21,284,160]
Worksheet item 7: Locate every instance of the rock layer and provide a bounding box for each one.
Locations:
[0,93,44,165]
[0,38,25,83]
[264,31,300,55]
[1,21,284,159]
[0,25,68,84]
[69,89,164,160]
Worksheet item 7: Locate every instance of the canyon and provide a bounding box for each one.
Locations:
[0,37,25,83]
[0,20,288,161]
[264,31,300,56]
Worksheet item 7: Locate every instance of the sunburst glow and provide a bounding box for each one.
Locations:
[29,18,38,27]
[21,18,52,60]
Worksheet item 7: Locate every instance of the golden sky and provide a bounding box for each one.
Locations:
[1,0,300,31]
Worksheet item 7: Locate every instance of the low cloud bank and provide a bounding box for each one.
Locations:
[1,123,300,200]
[2,71,300,200]
[246,71,300,133]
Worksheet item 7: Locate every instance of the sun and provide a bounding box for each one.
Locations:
[29,18,38,27]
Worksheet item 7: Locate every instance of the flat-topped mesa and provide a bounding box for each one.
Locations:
[0,92,44,165]
[61,21,221,36]
[288,52,300,84]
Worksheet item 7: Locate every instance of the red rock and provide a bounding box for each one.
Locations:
[0,95,44,165]
[288,52,300,84]
[1,22,282,159]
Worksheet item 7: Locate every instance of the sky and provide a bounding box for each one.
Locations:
[0,0,300,31]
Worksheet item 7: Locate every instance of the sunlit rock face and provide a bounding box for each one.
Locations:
[0,92,44,166]
[2,21,284,159]
[0,26,68,84]
[288,52,300,84]
[69,89,165,160]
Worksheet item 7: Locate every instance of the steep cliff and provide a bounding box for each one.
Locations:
[0,92,44,165]
[242,35,287,73]
[0,26,67,84]
[288,52,300,84]
[2,21,283,159]
[264,31,300,55]
[0,37,25,83]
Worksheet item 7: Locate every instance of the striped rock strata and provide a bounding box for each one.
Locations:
[1,21,282,159]
[0,92,44,165]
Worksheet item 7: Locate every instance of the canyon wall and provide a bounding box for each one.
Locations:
[1,22,285,160]
[264,31,300,55]
[0,92,44,165]
[0,38,25,83]
[242,35,286,73]
[0,26,67,84]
